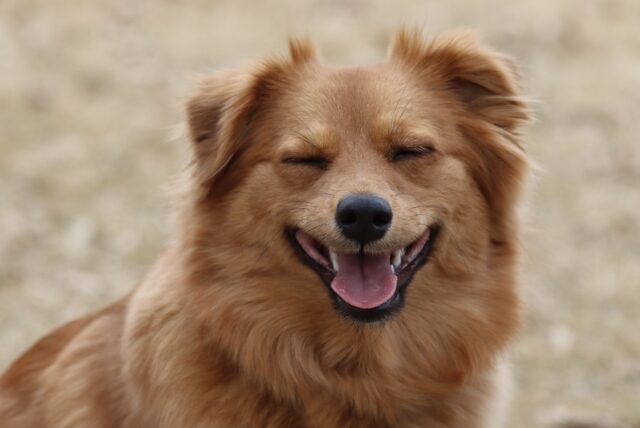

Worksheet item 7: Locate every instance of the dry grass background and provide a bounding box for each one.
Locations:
[1,0,639,426]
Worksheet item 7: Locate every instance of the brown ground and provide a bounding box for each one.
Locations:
[1,1,638,426]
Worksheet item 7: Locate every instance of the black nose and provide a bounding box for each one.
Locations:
[335,194,393,244]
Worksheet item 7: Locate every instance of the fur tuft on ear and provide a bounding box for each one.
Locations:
[288,36,317,64]
[388,26,426,63]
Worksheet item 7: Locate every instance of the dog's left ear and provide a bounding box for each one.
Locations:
[186,37,317,193]
[389,29,530,133]
[390,29,532,242]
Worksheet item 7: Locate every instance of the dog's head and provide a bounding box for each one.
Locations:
[184,30,530,332]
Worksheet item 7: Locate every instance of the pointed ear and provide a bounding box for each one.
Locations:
[390,29,532,242]
[186,37,317,192]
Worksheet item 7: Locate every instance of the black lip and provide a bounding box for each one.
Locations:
[285,226,440,323]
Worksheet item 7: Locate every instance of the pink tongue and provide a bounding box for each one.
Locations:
[331,253,397,309]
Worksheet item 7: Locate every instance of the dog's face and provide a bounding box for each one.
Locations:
[185,31,529,328]
[273,67,452,322]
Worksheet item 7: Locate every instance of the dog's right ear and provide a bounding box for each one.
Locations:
[186,67,276,190]
[186,38,317,193]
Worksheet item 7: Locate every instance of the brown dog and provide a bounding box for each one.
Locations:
[0,29,530,427]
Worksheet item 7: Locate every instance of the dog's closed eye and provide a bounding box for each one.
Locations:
[390,145,435,162]
[281,156,329,169]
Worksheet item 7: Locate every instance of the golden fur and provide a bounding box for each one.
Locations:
[0,29,531,427]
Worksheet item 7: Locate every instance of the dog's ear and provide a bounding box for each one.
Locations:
[390,29,532,242]
[389,29,530,133]
[186,37,317,192]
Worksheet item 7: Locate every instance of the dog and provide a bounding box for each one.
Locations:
[0,29,531,427]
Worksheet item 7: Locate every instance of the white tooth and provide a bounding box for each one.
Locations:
[392,249,404,268]
[330,250,339,271]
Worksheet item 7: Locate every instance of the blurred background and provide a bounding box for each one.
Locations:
[1,0,639,426]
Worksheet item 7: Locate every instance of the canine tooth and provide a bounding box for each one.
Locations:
[392,249,404,268]
[330,250,339,271]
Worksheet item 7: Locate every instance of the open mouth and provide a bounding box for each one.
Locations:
[286,225,440,323]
